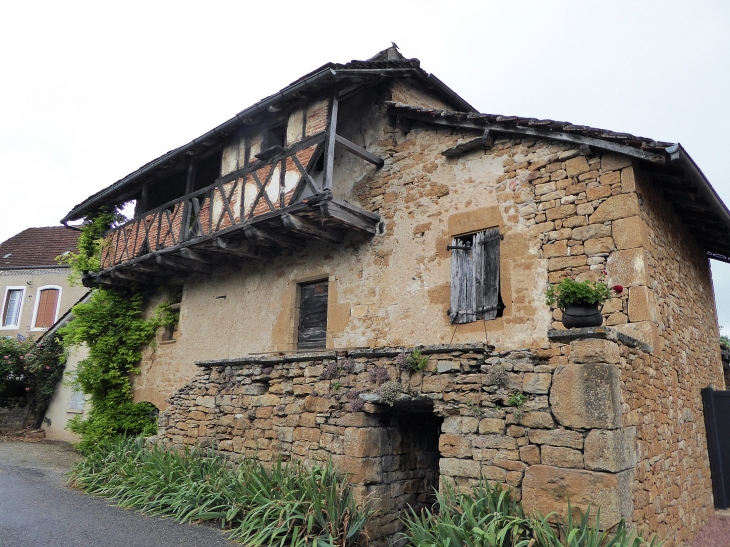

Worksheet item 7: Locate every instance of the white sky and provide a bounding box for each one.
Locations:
[1,0,729,334]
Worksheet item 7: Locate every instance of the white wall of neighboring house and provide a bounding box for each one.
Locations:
[42,344,88,442]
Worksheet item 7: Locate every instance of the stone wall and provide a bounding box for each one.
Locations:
[158,330,654,544]
[0,398,31,433]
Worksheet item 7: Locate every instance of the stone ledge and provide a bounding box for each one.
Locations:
[547,327,651,354]
[195,343,492,367]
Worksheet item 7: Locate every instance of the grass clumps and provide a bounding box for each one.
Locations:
[69,437,371,547]
[402,478,662,547]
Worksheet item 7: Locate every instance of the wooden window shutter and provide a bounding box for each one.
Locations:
[450,228,501,324]
[476,228,501,321]
[450,237,475,324]
[35,289,59,329]
[297,281,328,349]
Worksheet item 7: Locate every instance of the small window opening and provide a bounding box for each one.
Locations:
[194,151,223,192]
[266,124,286,150]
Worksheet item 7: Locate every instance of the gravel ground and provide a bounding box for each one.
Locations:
[0,439,234,547]
[687,512,730,547]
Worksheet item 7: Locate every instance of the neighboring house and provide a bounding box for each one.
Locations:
[41,292,92,443]
[60,46,729,545]
[0,226,85,434]
[0,227,85,339]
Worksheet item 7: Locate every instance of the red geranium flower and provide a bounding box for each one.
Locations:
[613,285,624,294]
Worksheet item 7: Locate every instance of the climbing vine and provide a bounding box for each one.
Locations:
[58,208,177,453]
[56,206,124,284]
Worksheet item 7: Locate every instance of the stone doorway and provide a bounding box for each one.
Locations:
[381,408,443,517]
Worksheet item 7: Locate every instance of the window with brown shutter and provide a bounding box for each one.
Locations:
[34,288,60,329]
[297,281,328,350]
[449,228,503,324]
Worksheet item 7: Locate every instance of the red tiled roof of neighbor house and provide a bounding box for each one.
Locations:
[0,227,80,268]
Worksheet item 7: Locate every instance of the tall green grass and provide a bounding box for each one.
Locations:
[401,479,663,547]
[68,437,371,547]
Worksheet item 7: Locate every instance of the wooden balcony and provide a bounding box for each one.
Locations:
[81,92,384,288]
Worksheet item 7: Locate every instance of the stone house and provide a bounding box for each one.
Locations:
[0,226,86,432]
[61,47,730,545]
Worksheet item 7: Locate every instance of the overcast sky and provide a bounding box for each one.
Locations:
[1,1,729,334]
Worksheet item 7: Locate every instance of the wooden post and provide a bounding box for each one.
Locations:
[323,93,339,192]
[181,159,197,242]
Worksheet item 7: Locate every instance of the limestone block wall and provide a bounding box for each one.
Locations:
[158,331,657,544]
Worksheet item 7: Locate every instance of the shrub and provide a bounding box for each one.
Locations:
[69,438,371,547]
[0,335,66,427]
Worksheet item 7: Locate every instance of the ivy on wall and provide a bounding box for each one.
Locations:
[58,207,177,453]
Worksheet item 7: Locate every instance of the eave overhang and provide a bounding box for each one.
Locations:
[61,62,474,224]
[388,102,730,263]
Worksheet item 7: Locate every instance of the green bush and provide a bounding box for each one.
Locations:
[0,335,66,427]
[69,437,371,547]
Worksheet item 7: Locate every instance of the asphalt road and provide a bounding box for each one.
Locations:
[0,440,234,547]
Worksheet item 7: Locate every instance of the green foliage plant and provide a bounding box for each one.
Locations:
[545,276,618,309]
[69,437,371,547]
[508,391,526,420]
[0,335,66,427]
[401,478,663,547]
[402,478,532,547]
[407,350,429,372]
[59,288,175,453]
[530,503,663,547]
[54,209,178,452]
[56,206,125,285]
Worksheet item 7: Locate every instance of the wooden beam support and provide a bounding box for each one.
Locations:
[110,268,163,285]
[334,134,384,167]
[157,254,213,275]
[181,159,197,243]
[244,225,304,251]
[180,247,216,264]
[213,237,275,260]
[282,214,344,243]
[317,201,378,234]
[323,94,339,191]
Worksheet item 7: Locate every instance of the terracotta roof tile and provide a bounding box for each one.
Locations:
[0,227,80,268]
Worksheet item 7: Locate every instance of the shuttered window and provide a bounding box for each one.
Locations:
[2,289,23,328]
[34,289,60,329]
[297,281,328,350]
[449,228,502,324]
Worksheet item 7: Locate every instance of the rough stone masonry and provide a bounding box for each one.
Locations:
[157,328,668,544]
